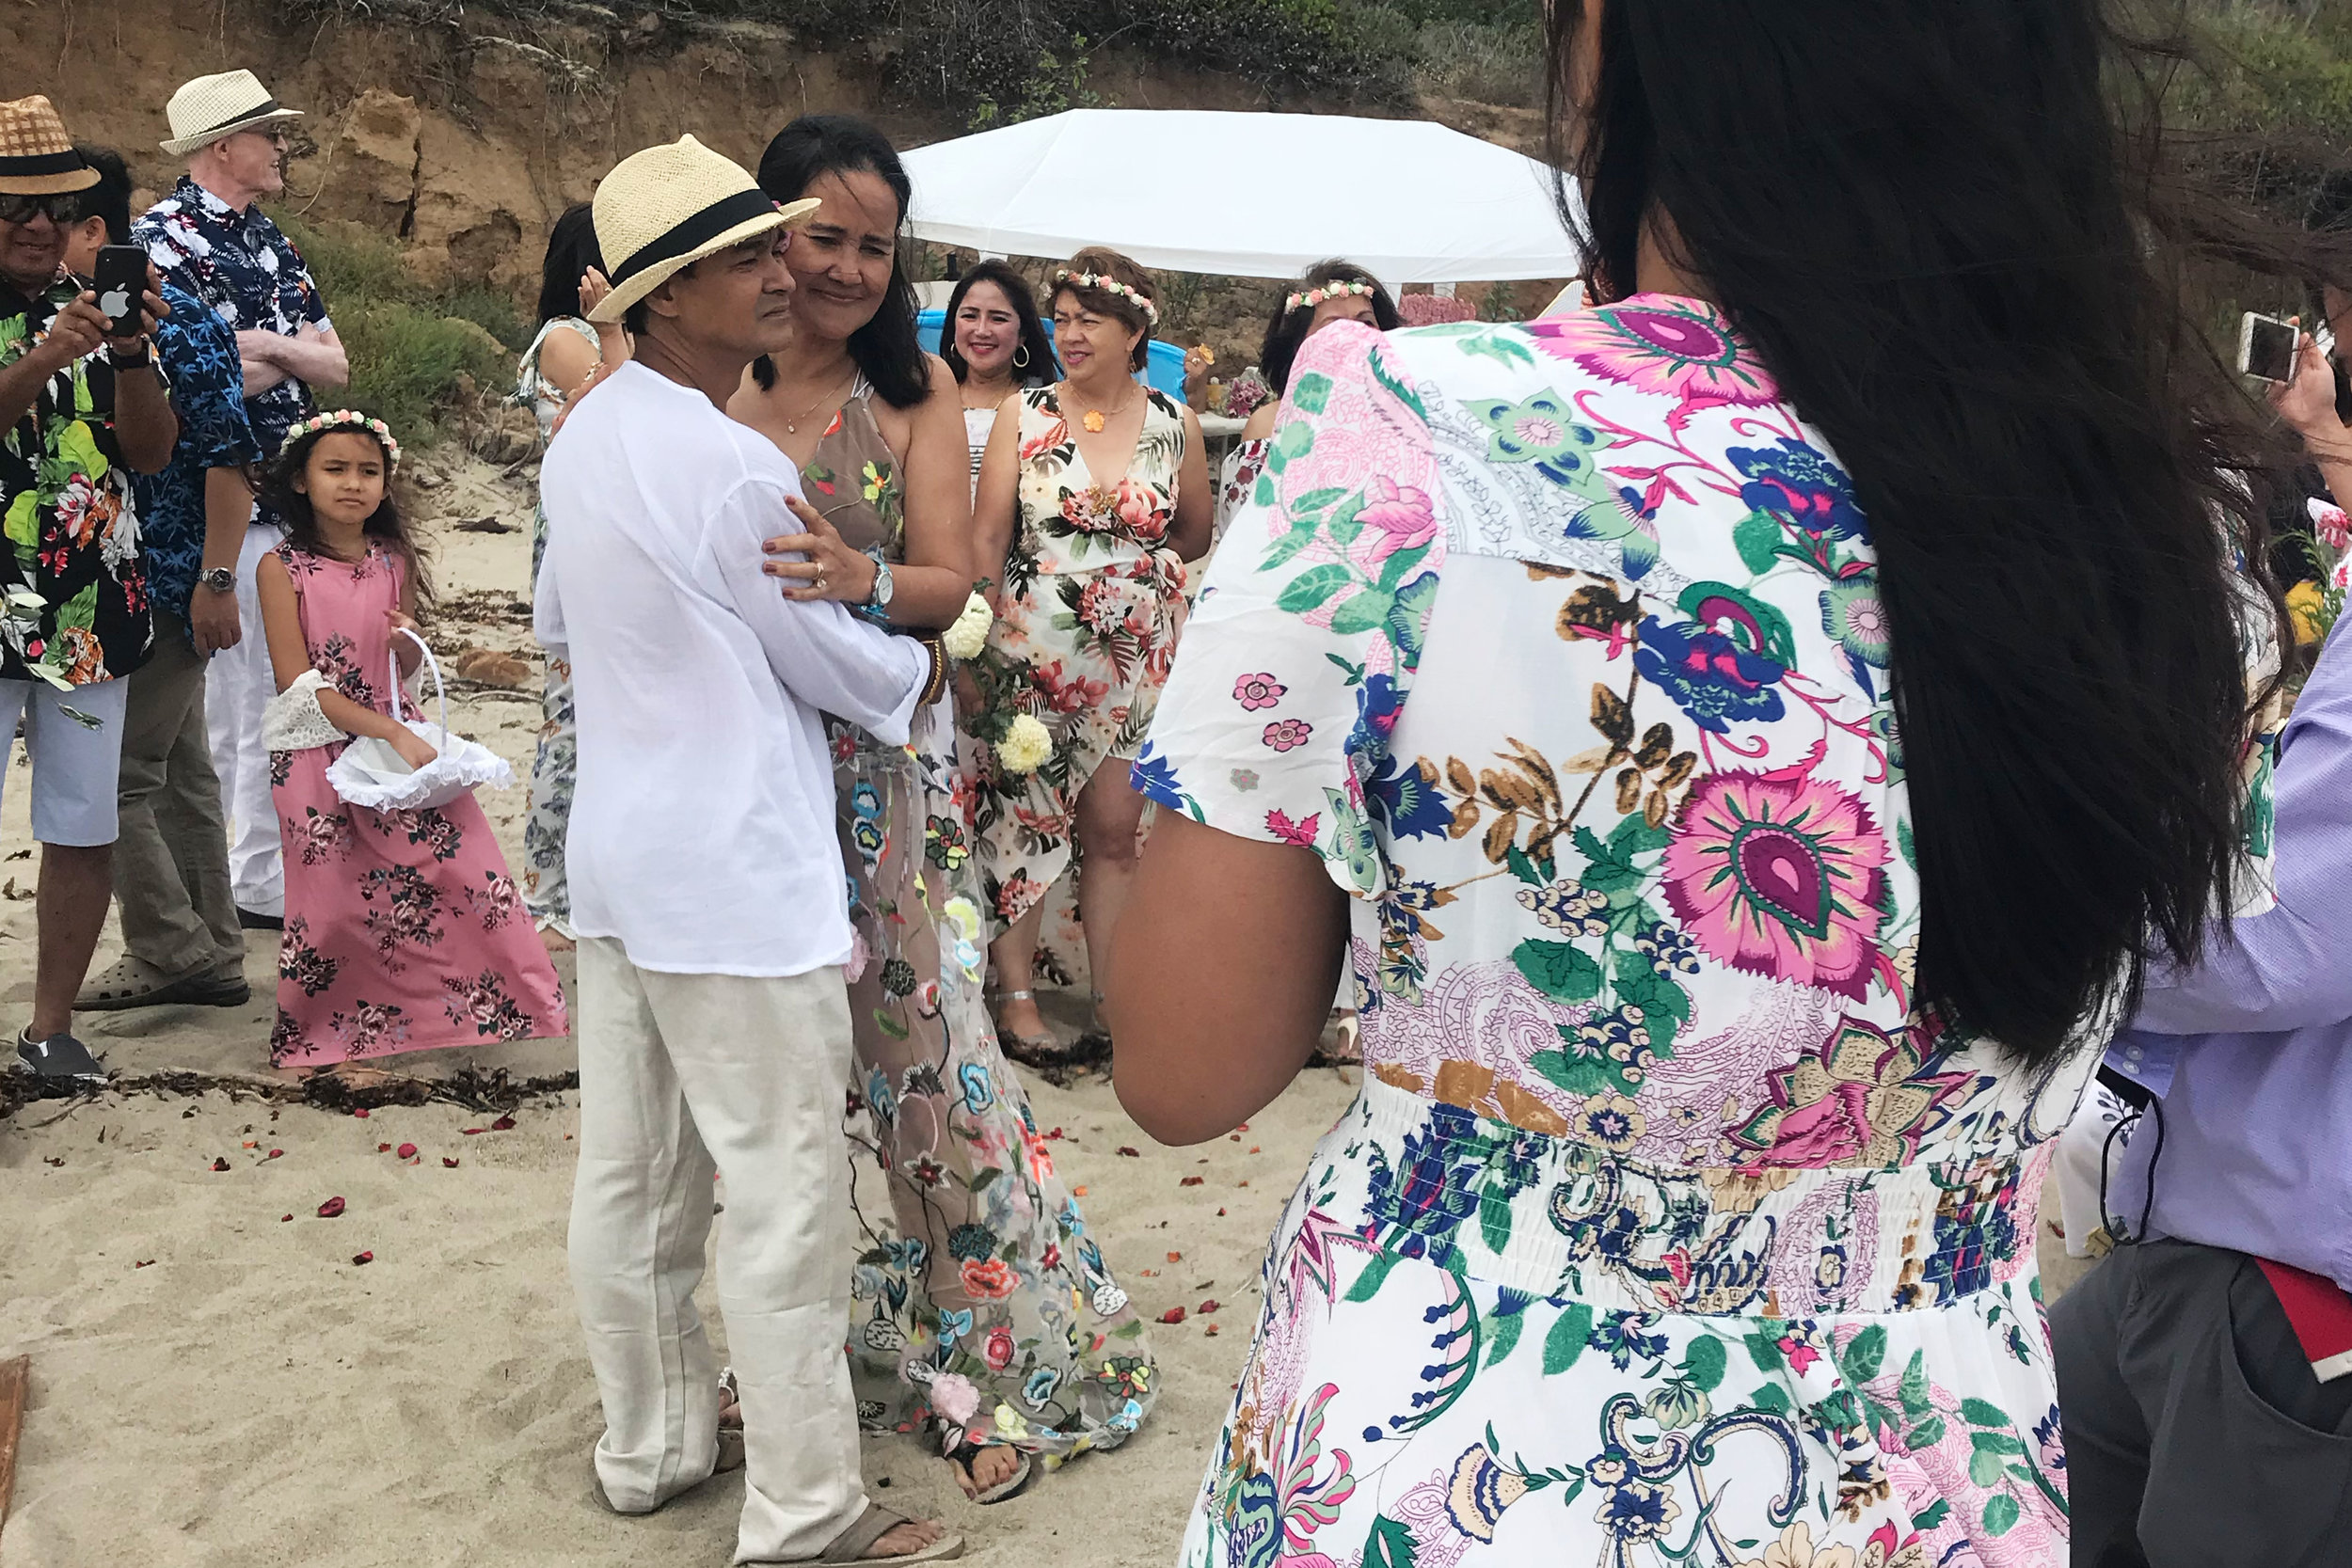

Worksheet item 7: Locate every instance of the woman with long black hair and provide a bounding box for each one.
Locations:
[940,260,1059,499]
[728,114,1155,1505]
[515,202,621,950]
[1112,3,2295,1561]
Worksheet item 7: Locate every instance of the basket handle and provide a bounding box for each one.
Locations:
[387,626,449,736]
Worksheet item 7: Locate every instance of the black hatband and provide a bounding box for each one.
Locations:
[611,189,779,285]
[0,149,87,176]
[196,98,286,137]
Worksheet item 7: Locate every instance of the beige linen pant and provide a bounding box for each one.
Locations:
[115,613,243,978]
[567,937,866,1563]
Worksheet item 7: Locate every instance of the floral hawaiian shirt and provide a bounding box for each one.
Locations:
[0,272,154,687]
[131,282,258,641]
[1129,302,2255,1566]
[135,176,329,460]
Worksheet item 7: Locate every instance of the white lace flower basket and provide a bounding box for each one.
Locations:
[326,628,515,812]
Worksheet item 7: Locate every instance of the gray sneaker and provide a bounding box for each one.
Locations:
[15,1027,105,1084]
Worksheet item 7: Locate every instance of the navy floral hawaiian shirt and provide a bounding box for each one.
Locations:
[0,272,155,686]
[134,176,330,461]
[131,282,259,641]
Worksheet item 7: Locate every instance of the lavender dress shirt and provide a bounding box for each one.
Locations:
[2106,613,2352,1291]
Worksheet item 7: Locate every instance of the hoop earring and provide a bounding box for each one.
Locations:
[1013,344,1030,370]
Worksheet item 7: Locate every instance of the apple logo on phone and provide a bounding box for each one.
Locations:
[98,285,132,325]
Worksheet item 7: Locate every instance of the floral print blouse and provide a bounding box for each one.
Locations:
[1130,301,2255,1566]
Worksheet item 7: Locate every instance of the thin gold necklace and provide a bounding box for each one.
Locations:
[1066,379,1135,434]
[784,365,856,436]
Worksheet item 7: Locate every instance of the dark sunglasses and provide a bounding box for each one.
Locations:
[0,192,80,226]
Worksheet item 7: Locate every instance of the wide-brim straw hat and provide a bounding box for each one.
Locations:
[0,96,98,197]
[588,135,819,325]
[160,70,304,156]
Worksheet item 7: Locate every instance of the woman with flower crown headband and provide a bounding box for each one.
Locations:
[1217,262,1402,557]
[968,245,1213,1065]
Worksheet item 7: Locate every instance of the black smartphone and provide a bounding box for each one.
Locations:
[92,245,149,338]
[2239,311,2299,385]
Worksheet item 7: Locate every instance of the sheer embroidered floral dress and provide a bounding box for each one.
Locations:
[971,386,1189,933]
[810,388,1157,1465]
[1135,303,2163,1566]
[268,543,566,1067]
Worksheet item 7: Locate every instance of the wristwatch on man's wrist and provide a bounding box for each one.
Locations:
[198,566,236,594]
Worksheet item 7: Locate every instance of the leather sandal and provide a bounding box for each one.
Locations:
[812,1502,964,1565]
[76,955,250,1012]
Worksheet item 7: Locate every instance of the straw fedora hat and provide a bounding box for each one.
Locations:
[160,70,303,156]
[0,97,98,197]
[587,135,819,325]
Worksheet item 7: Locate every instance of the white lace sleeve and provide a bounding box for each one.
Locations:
[261,669,346,752]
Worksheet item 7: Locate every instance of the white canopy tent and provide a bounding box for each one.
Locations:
[899,109,1580,292]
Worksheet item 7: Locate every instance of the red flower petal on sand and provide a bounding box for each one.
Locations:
[317,1196,346,1218]
[1205,1323,1221,1337]
[377,1143,391,1153]
[442,1157,460,1168]
[490,1115,516,1132]
[352,1251,373,1266]
[462,1127,486,1135]
[1180,1176,1204,1187]
[1216,1208,1227,1216]
[211,1157,230,1171]
[1200,1299,1222,1314]
[1157,1307,1186,1324]
[353,1108,370,1119]
[280,1213,294,1223]
[266,1148,283,1160]
[1117,1147,1139,1157]
[1167,1251,1184,1262]
[396,1143,418,1160]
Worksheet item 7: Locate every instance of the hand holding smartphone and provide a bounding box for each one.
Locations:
[92,245,151,340]
[2239,311,2301,385]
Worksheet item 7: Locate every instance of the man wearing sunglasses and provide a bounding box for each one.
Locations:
[135,69,347,936]
[0,97,178,1083]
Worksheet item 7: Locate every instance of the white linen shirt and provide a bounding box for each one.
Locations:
[536,361,930,976]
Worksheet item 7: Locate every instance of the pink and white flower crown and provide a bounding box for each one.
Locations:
[1286,278,1376,315]
[1054,268,1159,327]
[279,409,403,470]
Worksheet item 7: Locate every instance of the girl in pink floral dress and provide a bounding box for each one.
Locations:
[255,413,565,1069]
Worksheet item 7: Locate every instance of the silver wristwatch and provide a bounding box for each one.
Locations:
[864,550,896,613]
[198,566,236,594]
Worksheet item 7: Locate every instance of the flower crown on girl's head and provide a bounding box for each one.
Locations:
[1055,268,1159,327]
[278,410,403,472]
[1285,278,1376,315]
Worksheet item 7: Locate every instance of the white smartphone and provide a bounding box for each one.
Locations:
[2239,311,2300,385]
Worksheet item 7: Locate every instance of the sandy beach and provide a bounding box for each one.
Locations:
[0,451,2089,1565]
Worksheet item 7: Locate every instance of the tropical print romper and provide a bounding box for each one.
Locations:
[971,386,1190,933]
[812,388,1157,1464]
[516,315,598,936]
[1134,304,2250,1567]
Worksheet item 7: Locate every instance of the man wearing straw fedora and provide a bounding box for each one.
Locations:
[135,68,347,936]
[540,135,958,1566]
[0,98,177,1081]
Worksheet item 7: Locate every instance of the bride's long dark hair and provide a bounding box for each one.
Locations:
[1550,0,2315,1064]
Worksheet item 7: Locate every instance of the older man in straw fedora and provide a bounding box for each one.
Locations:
[0,99,176,1082]
[135,68,347,936]
[539,135,959,1566]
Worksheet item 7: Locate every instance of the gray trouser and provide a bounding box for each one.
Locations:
[113,613,242,978]
[2052,1239,2352,1567]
